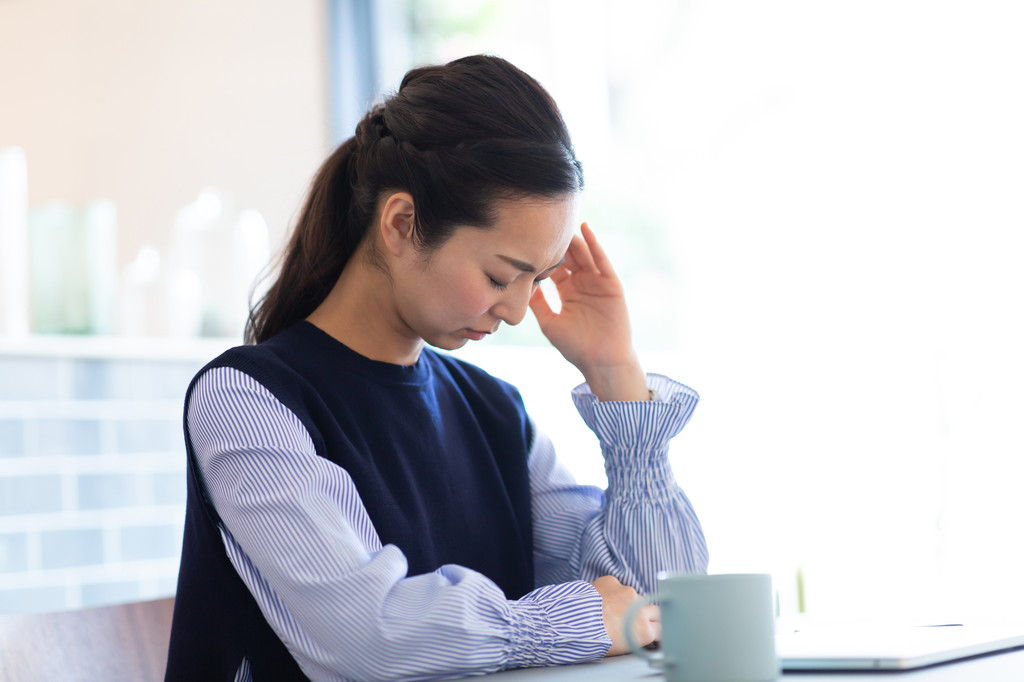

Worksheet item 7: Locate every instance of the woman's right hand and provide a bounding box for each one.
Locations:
[529,224,649,403]
[591,575,660,656]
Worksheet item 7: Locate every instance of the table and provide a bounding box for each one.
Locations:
[487,647,1024,681]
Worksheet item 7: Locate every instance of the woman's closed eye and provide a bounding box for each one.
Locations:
[489,270,550,291]
[487,275,509,291]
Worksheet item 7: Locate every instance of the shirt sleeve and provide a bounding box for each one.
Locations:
[530,373,709,594]
[187,367,611,682]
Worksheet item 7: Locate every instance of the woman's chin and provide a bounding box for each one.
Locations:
[424,334,470,352]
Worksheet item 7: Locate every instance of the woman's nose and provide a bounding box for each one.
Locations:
[491,285,533,326]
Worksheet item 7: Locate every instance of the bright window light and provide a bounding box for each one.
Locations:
[401,0,1024,622]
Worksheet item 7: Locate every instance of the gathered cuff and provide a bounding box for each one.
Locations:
[504,581,610,669]
[571,374,699,452]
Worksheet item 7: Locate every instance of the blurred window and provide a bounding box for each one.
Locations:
[389,0,1024,622]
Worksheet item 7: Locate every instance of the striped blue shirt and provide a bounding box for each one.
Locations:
[188,368,707,681]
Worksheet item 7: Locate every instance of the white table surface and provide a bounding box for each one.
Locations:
[487,647,1024,681]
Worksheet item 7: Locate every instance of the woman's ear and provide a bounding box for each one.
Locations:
[378,192,416,257]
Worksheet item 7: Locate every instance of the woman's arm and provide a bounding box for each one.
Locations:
[530,373,709,595]
[189,367,611,682]
[528,222,708,592]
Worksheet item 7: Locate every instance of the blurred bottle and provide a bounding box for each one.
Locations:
[83,199,118,335]
[29,202,85,333]
[28,199,118,335]
[0,147,30,336]
[166,188,269,339]
[119,245,163,337]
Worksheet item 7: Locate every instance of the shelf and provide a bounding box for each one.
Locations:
[0,333,240,361]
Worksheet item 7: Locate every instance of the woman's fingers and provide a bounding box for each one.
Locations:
[562,235,582,273]
[543,224,623,308]
[580,222,617,278]
[528,286,555,325]
[566,227,598,273]
[548,263,572,286]
[562,223,618,282]
[591,575,662,656]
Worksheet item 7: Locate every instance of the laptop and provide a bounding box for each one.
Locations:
[776,621,1024,670]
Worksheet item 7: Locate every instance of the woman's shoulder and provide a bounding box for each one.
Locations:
[185,334,312,414]
[193,342,277,384]
[192,322,330,386]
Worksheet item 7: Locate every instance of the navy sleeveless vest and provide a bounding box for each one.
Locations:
[165,322,535,680]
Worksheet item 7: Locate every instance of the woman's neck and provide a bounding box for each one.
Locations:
[306,257,424,366]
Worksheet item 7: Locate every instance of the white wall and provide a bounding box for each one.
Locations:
[0,0,330,269]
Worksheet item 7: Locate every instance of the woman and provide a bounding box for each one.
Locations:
[165,55,708,681]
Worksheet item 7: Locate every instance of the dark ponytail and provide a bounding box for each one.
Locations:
[246,55,584,344]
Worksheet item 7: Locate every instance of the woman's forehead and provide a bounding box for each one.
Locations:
[459,195,576,263]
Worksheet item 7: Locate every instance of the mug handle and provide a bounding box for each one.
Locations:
[623,594,664,668]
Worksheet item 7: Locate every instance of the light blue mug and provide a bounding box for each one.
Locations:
[624,573,779,682]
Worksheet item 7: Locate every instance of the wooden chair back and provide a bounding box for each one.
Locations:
[0,597,174,682]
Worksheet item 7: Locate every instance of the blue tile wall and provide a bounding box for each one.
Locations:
[102,361,199,401]
[40,528,105,569]
[70,359,113,400]
[119,525,181,562]
[0,341,221,615]
[153,471,187,505]
[0,357,63,400]
[0,420,24,457]
[0,475,62,515]
[77,473,143,510]
[0,533,28,572]
[116,419,182,454]
[81,580,142,607]
[33,418,104,457]
[0,586,67,615]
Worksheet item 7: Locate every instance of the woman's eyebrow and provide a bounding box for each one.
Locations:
[497,254,565,274]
